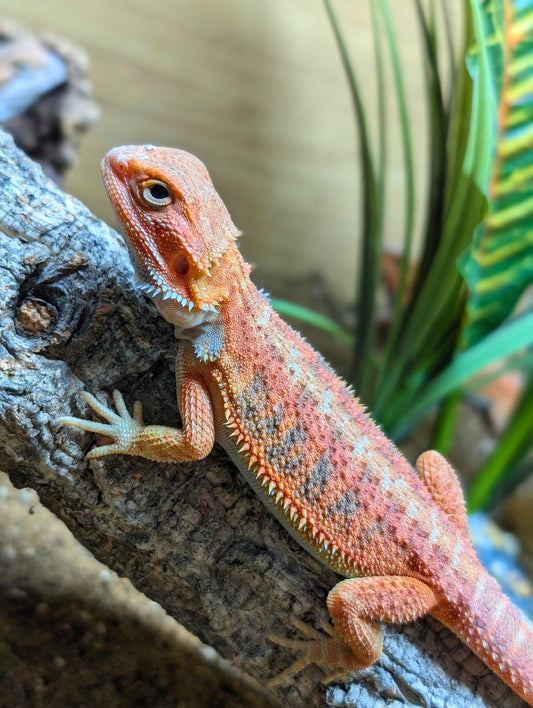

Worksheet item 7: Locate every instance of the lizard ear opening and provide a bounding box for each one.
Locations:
[173,253,190,276]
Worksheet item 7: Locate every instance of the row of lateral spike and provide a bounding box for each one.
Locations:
[217,375,348,565]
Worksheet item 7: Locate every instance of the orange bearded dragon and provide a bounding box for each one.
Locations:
[57,145,533,705]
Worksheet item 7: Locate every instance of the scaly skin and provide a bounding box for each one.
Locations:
[58,145,533,704]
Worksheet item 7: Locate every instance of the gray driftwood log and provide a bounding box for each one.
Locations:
[0,130,527,708]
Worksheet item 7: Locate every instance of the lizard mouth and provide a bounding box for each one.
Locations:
[135,273,220,331]
[136,279,217,313]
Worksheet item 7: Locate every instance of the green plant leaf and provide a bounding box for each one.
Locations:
[371,3,481,422]
[270,298,353,346]
[323,0,382,398]
[371,0,416,402]
[466,350,533,391]
[467,374,533,512]
[397,309,533,427]
[460,0,533,347]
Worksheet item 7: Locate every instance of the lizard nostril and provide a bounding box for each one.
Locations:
[107,151,129,177]
[113,156,128,175]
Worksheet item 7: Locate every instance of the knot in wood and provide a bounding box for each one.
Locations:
[15,296,57,336]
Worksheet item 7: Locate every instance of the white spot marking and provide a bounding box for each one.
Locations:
[289,360,303,382]
[428,510,439,544]
[450,541,463,569]
[255,307,271,327]
[487,600,505,630]
[320,389,333,414]
[472,574,487,605]
[513,625,526,651]
[406,500,419,520]
[380,465,392,493]
[351,435,372,458]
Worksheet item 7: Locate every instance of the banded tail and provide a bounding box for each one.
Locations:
[434,565,533,705]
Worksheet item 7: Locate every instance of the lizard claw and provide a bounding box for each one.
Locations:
[267,617,353,687]
[55,389,145,458]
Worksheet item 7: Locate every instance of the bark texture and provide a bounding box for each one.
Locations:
[0,130,527,708]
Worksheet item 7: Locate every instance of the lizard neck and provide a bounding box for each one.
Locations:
[168,246,255,363]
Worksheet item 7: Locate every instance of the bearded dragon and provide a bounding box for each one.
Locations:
[57,144,533,705]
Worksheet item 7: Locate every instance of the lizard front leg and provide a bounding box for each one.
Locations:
[57,352,215,464]
[270,575,437,686]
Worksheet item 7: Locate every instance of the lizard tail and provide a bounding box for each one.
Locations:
[434,565,533,705]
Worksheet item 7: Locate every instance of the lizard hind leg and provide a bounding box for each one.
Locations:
[415,450,469,536]
[268,575,438,686]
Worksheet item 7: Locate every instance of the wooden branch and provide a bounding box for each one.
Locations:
[0,129,526,708]
[0,21,99,183]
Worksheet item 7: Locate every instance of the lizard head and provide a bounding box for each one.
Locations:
[102,144,241,328]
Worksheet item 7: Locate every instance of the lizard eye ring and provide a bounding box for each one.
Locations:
[139,179,173,209]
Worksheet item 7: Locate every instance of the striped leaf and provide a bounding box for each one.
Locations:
[460,0,533,347]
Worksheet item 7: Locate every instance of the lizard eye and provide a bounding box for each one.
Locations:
[139,179,173,209]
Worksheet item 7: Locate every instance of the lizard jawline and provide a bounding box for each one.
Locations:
[136,279,219,330]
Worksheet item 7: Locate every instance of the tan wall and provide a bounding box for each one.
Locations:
[1,0,462,301]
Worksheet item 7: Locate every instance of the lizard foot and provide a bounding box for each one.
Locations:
[267,617,357,687]
[56,390,145,458]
